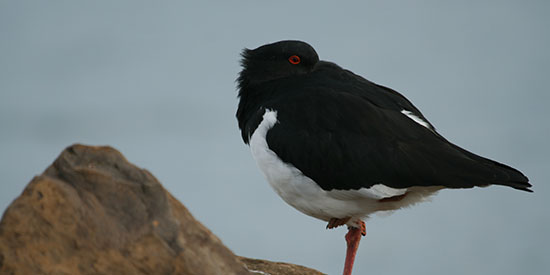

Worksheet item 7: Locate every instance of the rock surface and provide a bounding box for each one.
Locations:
[240,258,324,275]
[0,144,323,275]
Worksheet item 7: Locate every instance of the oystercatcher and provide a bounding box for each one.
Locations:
[236,40,531,275]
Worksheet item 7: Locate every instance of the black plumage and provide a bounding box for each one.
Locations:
[236,40,531,193]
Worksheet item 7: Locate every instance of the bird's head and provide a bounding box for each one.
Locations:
[237,40,319,89]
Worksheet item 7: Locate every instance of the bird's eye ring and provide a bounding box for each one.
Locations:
[288,55,301,65]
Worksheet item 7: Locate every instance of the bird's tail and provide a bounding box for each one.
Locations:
[455,145,532,192]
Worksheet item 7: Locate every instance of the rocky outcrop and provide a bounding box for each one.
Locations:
[240,258,324,275]
[0,144,323,275]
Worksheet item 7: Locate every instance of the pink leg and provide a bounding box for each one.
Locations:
[342,221,365,275]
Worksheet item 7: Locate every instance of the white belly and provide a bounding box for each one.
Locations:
[249,109,441,224]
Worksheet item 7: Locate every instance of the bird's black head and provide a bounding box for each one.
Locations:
[237,40,319,89]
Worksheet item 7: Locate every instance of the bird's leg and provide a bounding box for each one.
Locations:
[343,221,365,275]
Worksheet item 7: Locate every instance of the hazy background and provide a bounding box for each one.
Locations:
[1,1,548,274]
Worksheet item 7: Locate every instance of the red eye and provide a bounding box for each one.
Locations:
[288,55,301,64]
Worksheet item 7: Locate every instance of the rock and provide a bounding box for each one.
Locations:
[0,144,323,275]
[240,257,324,275]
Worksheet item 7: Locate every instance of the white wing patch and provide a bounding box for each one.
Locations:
[327,184,407,200]
[367,184,408,198]
[401,109,431,129]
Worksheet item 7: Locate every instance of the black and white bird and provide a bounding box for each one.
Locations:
[236,40,532,275]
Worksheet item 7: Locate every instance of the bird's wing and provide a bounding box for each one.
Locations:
[263,84,530,192]
[314,61,436,131]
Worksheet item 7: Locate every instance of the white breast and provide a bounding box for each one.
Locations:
[249,109,441,224]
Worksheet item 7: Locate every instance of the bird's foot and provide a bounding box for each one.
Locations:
[327,218,366,237]
[326,217,351,229]
[359,221,366,236]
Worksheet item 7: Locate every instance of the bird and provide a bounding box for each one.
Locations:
[235,40,532,275]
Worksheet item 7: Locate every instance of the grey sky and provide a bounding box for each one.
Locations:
[1,1,549,274]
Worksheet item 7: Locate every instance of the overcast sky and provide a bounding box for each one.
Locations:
[1,1,549,274]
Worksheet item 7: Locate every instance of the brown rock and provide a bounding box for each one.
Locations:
[240,257,325,275]
[0,144,323,275]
